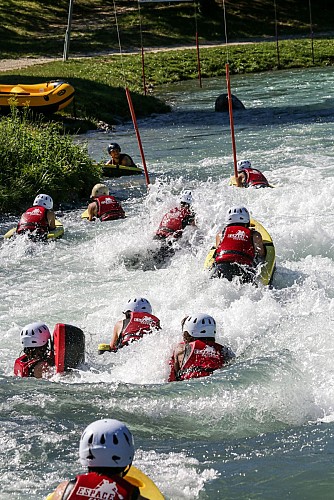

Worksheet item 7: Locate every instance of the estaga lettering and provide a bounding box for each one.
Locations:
[227,229,247,241]
[137,316,155,325]
[77,479,124,499]
[194,346,219,358]
[101,198,114,205]
[29,208,43,216]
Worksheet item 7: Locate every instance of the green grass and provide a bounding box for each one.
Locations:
[0,108,101,213]
[0,0,333,127]
[0,0,333,59]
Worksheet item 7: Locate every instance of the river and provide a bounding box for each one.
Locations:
[1,66,334,499]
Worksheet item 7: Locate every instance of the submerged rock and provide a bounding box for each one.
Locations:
[215,93,246,112]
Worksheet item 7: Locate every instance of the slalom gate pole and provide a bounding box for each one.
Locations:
[138,1,147,95]
[225,63,238,180]
[196,31,202,88]
[125,87,150,186]
[141,46,147,95]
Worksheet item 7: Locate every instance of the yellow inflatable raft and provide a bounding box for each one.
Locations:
[3,219,64,240]
[204,218,276,286]
[45,466,164,500]
[0,81,75,114]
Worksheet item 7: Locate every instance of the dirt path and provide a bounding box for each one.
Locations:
[0,42,254,73]
[0,57,61,73]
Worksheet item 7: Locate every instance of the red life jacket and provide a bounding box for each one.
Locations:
[66,472,138,500]
[95,195,125,221]
[155,206,193,239]
[168,354,178,382]
[13,353,53,377]
[243,168,269,188]
[16,206,49,235]
[177,339,226,380]
[117,311,160,348]
[215,225,255,266]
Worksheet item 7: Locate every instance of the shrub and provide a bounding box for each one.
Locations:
[0,107,101,213]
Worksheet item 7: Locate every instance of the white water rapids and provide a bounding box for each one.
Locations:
[1,66,334,499]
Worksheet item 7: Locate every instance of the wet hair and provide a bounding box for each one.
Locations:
[88,466,126,476]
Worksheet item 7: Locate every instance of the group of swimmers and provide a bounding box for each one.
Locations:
[14,298,235,382]
[11,149,273,498]
[13,146,272,382]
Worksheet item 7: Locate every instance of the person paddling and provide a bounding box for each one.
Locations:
[106,142,136,167]
[154,190,196,243]
[109,297,161,351]
[211,205,266,283]
[14,322,85,378]
[233,159,270,188]
[16,194,56,241]
[168,313,235,382]
[87,183,125,222]
[13,322,55,378]
[48,419,149,500]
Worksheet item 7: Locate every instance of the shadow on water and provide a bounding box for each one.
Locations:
[143,100,334,130]
[122,244,175,271]
[271,265,308,289]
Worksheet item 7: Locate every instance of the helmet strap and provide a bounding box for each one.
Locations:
[121,464,131,477]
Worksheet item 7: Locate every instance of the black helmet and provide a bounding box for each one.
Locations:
[108,143,121,153]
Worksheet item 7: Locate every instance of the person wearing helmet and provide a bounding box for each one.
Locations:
[108,297,161,351]
[154,190,196,242]
[16,194,56,240]
[106,143,136,167]
[168,313,235,382]
[48,418,148,499]
[87,183,125,222]
[13,322,55,378]
[234,159,270,188]
[212,205,265,283]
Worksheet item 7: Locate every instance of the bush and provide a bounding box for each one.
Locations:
[0,107,101,214]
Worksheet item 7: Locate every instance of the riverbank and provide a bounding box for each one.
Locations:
[0,110,101,214]
[1,38,333,128]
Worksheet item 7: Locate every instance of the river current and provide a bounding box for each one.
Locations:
[1,66,334,499]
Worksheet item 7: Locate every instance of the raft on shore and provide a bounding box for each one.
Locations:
[0,81,74,114]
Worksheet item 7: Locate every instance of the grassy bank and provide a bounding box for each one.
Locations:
[0,38,333,126]
[0,0,333,126]
[0,0,333,59]
[0,109,100,214]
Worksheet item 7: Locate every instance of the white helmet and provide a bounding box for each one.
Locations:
[91,183,109,198]
[123,297,152,314]
[79,419,135,468]
[20,322,51,348]
[237,159,251,172]
[33,194,53,210]
[182,313,216,338]
[225,205,250,224]
[180,190,193,205]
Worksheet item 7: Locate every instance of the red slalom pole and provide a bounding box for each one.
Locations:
[125,87,150,186]
[225,63,238,180]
